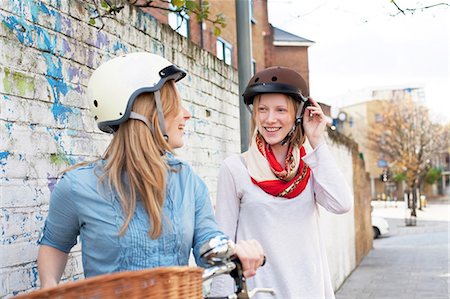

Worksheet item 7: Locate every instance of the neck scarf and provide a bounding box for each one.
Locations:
[243,131,310,199]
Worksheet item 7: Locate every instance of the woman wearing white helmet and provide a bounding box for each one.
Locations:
[211,67,353,298]
[37,52,264,288]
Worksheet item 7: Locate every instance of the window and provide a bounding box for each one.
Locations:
[216,38,232,65]
[374,113,383,123]
[250,0,256,24]
[168,5,189,38]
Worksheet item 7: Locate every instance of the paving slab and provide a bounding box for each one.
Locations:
[336,196,449,299]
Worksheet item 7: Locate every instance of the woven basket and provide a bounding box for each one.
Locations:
[15,266,204,299]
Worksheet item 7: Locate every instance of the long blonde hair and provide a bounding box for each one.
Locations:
[103,80,181,239]
[250,94,306,146]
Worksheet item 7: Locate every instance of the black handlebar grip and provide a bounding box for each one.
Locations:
[231,255,267,267]
[261,255,266,267]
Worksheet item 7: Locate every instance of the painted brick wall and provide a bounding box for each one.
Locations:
[0,1,240,297]
[0,1,362,298]
[318,137,356,291]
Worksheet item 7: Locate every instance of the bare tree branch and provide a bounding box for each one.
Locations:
[391,1,450,16]
[87,0,226,35]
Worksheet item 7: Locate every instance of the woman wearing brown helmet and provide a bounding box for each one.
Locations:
[210,67,353,298]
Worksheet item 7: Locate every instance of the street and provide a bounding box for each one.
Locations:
[336,196,449,299]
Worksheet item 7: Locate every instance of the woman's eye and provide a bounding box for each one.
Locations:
[258,107,267,112]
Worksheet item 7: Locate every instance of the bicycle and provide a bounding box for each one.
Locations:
[15,236,274,299]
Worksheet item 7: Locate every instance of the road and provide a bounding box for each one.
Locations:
[336,197,449,299]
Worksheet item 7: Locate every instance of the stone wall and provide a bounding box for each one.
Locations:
[352,147,373,265]
[0,1,239,296]
[318,137,356,291]
[326,128,373,285]
[0,1,370,297]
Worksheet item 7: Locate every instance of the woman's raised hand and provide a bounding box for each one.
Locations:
[303,97,326,149]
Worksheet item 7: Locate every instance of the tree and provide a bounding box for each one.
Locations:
[390,0,449,16]
[89,0,226,34]
[368,98,447,218]
[424,167,442,185]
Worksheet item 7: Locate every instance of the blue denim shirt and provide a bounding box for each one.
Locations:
[39,153,225,277]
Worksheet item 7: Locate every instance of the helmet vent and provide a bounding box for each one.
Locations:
[271,76,277,81]
[93,100,98,107]
[94,115,98,120]
[119,112,123,116]
[254,77,260,82]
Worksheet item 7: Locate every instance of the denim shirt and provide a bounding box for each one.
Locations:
[39,153,225,277]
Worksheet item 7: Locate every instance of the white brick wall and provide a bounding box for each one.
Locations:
[1,1,357,297]
[320,138,356,291]
[0,0,240,296]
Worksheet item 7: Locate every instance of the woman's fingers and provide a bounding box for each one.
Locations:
[235,242,253,277]
[302,97,327,148]
[308,97,320,107]
[305,106,324,119]
[234,239,265,278]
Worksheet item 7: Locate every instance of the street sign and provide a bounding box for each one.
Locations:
[377,159,387,168]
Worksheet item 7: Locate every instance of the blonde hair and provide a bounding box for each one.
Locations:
[250,94,306,146]
[102,80,181,239]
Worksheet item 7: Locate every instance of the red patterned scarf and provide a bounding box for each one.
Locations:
[243,132,310,199]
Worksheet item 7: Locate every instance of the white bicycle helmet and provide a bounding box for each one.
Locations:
[87,52,186,135]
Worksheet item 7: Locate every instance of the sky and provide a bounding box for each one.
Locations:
[267,0,449,122]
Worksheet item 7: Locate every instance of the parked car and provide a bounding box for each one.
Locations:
[372,216,389,239]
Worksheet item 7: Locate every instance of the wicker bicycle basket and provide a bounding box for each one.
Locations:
[15,266,204,299]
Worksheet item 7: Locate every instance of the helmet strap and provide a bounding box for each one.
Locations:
[280,126,295,146]
[129,111,153,132]
[280,106,304,146]
[154,90,169,141]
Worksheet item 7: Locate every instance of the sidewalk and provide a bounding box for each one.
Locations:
[335,196,449,299]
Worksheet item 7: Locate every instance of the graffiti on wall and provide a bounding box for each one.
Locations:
[0,0,241,296]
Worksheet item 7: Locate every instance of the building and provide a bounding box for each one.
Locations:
[336,86,433,200]
[140,0,314,88]
[265,26,314,88]
[337,99,389,200]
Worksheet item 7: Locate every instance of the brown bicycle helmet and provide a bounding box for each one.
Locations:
[243,66,309,105]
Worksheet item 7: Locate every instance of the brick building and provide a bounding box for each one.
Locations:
[142,0,314,89]
[336,87,438,200]
[267,26,314,92]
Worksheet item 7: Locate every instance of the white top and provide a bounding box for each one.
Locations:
[210,143,353,299]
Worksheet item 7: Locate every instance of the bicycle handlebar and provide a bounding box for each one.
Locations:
[200,237,274,299]
[202,261,236,282]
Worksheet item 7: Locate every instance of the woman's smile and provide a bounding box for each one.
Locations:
[256,94,295,146]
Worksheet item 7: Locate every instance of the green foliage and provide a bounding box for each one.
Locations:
[185,0,196,11]
[189,0,226,36]
[214,26,221,36]
[89,0,226,36]
[392,172,406,182]
[100,1,109,9]
[171,0,185,8]
[99,0,123,14]
[424,167,442,185]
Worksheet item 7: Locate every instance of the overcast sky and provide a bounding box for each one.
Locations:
[267,0,449,122]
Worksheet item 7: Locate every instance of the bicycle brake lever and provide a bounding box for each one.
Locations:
[229,257,250,299]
